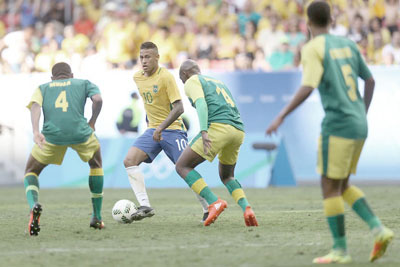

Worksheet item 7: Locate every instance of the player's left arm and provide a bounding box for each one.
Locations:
[153,99,184,142]
[153,72,184,142]
[357,49,375,113]
[89,94,103,131]
[86,80,102,130]
[266,43,323,135]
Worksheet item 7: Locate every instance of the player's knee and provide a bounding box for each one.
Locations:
[175,162,186,178]
[124,157,138,168]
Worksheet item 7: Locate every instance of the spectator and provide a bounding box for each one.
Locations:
[329,5,348,36]
[384,0,399,34]
[238,0,261,36]
[74,7,95,37]
[267,36,294,71]
[382,31,400,64]
[348,14,368,43]
[257,13,285,58]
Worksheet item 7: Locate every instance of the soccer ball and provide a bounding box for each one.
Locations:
[112,199,137,224]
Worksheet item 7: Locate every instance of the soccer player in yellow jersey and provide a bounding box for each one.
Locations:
[266,1,393,264]
[124,42,209,221]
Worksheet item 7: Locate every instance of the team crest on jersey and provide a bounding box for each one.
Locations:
[153,85,158,93]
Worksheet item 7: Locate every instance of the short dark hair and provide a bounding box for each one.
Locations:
[52,62,72,77]
[307,1,331,27]
[140,42,158,51]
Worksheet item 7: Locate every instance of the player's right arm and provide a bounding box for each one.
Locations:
[26,87,45,149]
[266,41,323,135]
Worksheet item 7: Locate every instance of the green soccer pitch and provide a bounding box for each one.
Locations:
[0,186,399,267]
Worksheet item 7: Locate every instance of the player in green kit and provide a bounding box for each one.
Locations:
[266,1,393,264]
[176,59,258,227]
[24,62,105,235]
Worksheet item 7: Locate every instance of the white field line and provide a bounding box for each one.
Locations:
[0,242,323,256]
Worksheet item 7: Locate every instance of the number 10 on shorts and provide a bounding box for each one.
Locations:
[175,138,187,151]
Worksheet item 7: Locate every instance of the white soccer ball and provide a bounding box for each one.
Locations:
[112,199,137,223]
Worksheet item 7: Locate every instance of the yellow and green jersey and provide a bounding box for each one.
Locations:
[184,74,244,132]
[27,78,100,145]
[133,67,185,131]
[301,34,372,139]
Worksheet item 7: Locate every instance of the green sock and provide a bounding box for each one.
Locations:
[342,186,382,230]
[225,179,249,212]
[327,215,347,251]
[24,173,39,209]
[324,196,347,251]
[352,198,382,230]
[184,170,218,205]
[89,168,104,220]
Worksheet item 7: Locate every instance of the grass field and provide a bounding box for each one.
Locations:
[0,185,398,267]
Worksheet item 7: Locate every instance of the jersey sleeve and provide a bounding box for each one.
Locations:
[164,71,181,103]
[184,75,205,103]
[26,87,43,109]
[301,40,324,88]
[357,49,372,80]
[85,80,100,97]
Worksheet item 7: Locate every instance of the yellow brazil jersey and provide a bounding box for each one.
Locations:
[133,67,185,130]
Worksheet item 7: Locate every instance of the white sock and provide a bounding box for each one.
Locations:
[194,190,209,213]
[126,166,150,207]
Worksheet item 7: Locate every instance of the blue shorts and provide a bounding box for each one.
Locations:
[133,128,188,163]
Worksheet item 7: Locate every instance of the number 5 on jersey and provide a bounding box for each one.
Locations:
[55,90,69,112]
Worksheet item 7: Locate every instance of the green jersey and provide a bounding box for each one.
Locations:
[27,78,100,145]
[184,74,244,132]
[301,34,372,139]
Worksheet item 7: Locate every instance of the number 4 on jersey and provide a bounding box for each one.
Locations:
[55,90,69,112]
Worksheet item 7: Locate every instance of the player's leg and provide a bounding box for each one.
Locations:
[313,135,351,264]
[219,163,258,227]
[340,139,393,262]
[313,176,352,264]
[124,129,161,220]
[217,125,257,226]
[176,128,227,226]
[175,146,226,226]
[160,129,209,221]
[87,148,104,229]
[25,142,66,236]
[24,154,46,236]
[71,133,105,229]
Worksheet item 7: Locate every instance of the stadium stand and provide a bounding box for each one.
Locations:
[0,0,399,73]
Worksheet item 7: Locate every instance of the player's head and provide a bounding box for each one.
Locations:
[306,1,331,29]
[139,42,159,75]
[51,62,73,80]
[179,59,201,84]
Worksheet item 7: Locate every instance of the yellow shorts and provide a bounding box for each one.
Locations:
[190,123,244,165]
[31,133,100,165]
[317,135,365,179]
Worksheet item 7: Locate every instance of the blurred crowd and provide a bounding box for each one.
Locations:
[0,0,400,73]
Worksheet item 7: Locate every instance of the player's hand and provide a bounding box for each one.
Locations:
[89,121,96,131]
[153,127,163,142]
[201,131,211,155]
[266,116,284,135]
[33,132,45,149]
